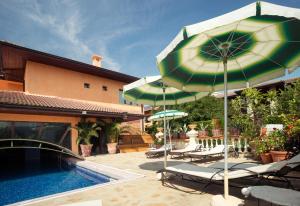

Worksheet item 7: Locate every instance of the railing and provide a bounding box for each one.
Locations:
[168,134,249,153]
[198,136,249,153]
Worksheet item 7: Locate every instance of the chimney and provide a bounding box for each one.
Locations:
[92,54,103,67]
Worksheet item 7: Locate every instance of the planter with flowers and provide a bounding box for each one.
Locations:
[198,121,209,138]
[268,129,288,162]
[253,135,272,164]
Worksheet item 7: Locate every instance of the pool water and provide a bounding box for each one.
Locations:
[0,162,110,205]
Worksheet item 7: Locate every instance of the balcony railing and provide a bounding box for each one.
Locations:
[168,130,249,153]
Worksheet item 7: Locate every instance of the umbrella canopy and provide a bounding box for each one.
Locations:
[123,75,207,170]
[156,1,300,199]
[157,1,300,92]
[123,75,208,105]
[148,110,188,121]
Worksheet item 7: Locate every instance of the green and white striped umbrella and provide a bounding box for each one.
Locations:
[148,110,188,151]
[157,1,300,92]
[124,75,206,169]
[156,1,300,199]
[148,110,188,121]
[123,75,208,106]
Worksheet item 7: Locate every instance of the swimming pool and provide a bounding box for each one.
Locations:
[0,163,111,206]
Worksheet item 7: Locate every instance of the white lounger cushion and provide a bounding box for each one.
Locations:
[242,186,300,206]
[149,144,172,152]
[165,160,289,181]
[171,144,199,153]
[209,162,259,169]
[165,163,259,180]
[188,145,225,156]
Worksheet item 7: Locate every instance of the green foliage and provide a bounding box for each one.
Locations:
[267,129,287,151]
[74,120,101,145]
[98,120,129,143]
[229,89,264,139]
[145,122,158,138]
[277,80,300,118]
[169,95,223,127]
[197,120,211,131]
[254,136,271,155]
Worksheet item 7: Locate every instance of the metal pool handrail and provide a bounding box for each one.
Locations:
[0,138,83,160]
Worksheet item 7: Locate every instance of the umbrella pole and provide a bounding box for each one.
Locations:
[163,86,167,169]
[167,120,172,151]
[223,58,229,200]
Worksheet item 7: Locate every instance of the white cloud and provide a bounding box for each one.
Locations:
[0,0,169,73]
[0,0,123,71]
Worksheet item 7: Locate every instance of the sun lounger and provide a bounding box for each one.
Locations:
[145,144,172,158]
[186,145,225,161]
[242,186,300,206]
[169,144,201,159]
[161,153,300,188]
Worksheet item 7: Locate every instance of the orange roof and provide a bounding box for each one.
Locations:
[0,91,143,120]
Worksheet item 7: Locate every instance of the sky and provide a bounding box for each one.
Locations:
[0,0,300,79]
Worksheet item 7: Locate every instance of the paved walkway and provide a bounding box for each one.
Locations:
[28,152,269,206]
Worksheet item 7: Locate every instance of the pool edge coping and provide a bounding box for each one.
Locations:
[7,159,145,206]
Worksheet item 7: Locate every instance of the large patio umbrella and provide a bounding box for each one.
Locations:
[148,110,188,148]
[156,1,300,199]
[124,75,208,168]
[124,75,207,106]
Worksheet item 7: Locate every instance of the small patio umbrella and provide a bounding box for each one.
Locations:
[148,110,188,148]
[148,110,188,121]
[156,1,300,199]
[123,75,208,168]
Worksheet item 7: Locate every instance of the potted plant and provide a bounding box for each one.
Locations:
[268,129,288,162]
[75,120,101,157]
[198,121,209,137]
[179,123,188,139]
[105,122,122,154]
[254,136,272,164]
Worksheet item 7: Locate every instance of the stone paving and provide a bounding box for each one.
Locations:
[27,152,276,206]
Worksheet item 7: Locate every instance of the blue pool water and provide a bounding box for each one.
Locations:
[0,164,110,205]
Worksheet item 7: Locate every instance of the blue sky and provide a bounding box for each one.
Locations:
[0,0,300,79]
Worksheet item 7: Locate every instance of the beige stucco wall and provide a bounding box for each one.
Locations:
[24,61,126,104]
[0,113,80,154]
[0,80,23,91]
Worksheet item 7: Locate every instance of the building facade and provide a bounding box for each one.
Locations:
[0,41,143,154]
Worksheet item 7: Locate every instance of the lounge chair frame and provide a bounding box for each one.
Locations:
[169,144,202,159]
[187,146,238,162]
[145,149,170,158]
[161,161,300,190]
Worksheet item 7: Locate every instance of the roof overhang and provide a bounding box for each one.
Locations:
[0,104,144,121]
[0,41,138,83]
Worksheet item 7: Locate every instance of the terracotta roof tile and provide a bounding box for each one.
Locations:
[0,91,142,116]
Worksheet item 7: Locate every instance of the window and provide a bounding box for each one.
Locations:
[102,86,108,91]
[119,89,126,104]
[84,83,90,88]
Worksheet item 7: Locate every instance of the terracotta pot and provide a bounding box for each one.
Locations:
[270,151,288,162]
[107,143,118,154]
[260,127,267,136]
[229,128,240,136]
[198,130,208,137]
[180,132,187,139]
[260,153,273,164]
[80,144,93,157]
[212,129,223,137]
